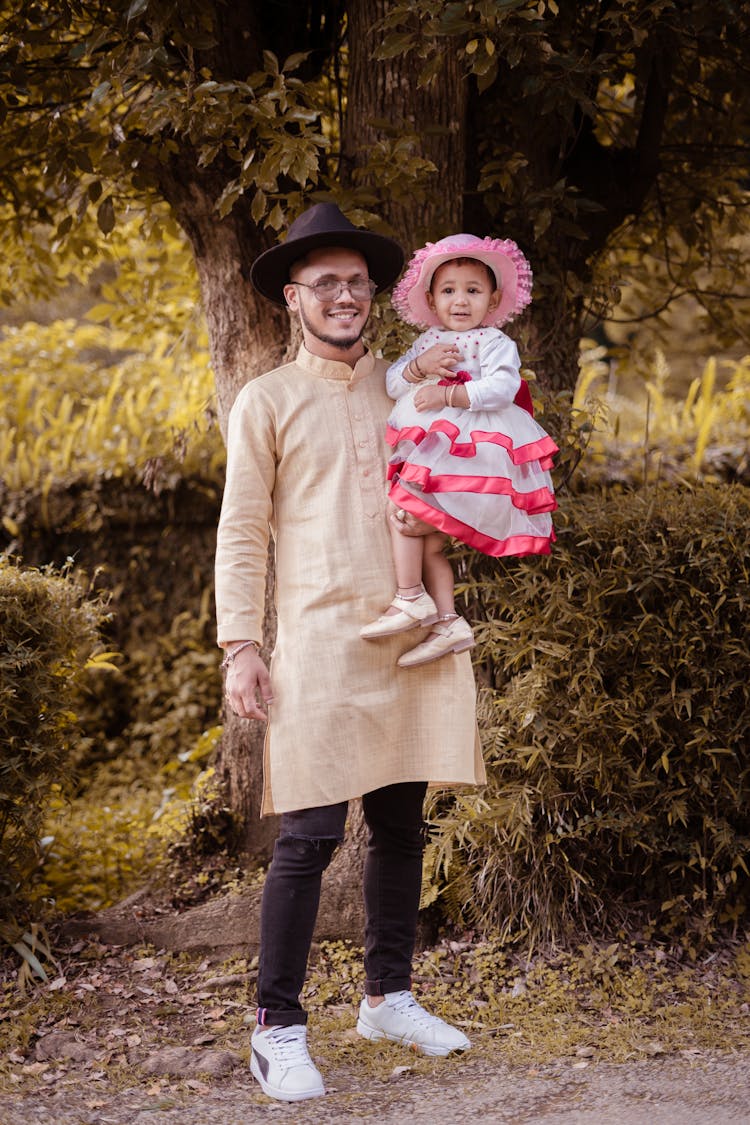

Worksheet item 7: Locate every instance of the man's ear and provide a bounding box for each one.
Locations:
[283,283,299,310]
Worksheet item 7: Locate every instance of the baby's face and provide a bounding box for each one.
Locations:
[426,261,500,331]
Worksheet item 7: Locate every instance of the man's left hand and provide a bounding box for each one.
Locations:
[388,503,434,537]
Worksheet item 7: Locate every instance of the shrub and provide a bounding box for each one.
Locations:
[0,560,107,917]
[425,484,750,945]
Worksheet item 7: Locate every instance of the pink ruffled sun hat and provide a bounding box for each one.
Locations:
[392,233,533,329]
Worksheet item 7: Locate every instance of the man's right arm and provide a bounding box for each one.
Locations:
[215,385,276,719]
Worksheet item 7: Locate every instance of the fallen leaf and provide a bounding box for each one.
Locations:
[132,958,157,971]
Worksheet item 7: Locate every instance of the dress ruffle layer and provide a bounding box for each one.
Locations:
[386,398,558,558]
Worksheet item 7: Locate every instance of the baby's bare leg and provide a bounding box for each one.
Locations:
[422,533,455,617]
[389,518,425,590]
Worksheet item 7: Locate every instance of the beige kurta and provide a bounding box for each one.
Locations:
[215,343,484,815]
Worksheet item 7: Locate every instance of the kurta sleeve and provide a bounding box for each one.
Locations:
[215,382,277,646]
[465,331,522,411]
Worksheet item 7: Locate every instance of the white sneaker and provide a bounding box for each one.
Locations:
[250,1023,325,1102]
[356,991,471,1057]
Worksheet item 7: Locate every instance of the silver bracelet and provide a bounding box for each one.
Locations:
[220,640,260,669]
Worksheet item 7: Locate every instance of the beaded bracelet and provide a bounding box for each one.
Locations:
[220,640,260,669]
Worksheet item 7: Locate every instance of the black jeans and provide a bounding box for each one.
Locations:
[256,781,428,1027]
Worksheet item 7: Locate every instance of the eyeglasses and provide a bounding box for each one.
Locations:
[291,277,377,302]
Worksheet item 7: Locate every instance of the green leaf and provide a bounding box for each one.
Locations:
[127,0,148,20]
[263,50,280,76]
[375,31,417,60]
[250,189,267,224]
[90,81,111,105]
[282,52,309,72]
[97,197,115,235]
[12,940,48,982]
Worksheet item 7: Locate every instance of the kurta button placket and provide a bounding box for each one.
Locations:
[345,368,384,520]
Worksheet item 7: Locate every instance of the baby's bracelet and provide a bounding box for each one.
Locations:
[413,354,425,378]
[446,385,456,407]
[221,640,260,669]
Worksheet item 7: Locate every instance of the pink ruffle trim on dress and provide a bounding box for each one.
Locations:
[391,462,557,515]
[388,482,555,558]
[385,420,558,468]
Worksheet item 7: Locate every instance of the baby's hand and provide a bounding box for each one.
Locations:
[414,343,463,379]
[414,383,450,413]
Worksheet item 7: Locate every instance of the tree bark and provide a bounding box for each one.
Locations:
[343,0,466,243]
[156,171,290,437]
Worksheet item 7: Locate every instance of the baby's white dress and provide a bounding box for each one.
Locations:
[386,326,557,557]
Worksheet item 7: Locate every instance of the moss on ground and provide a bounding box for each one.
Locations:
[306,935,750,1068]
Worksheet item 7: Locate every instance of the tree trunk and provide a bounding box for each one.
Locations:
[305,2,469,915]
[158,174,291,436]
[343,0,466,243]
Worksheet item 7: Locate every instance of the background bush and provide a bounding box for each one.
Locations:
[0,561,107,918]
[0,480,225,915]
[425,483,750,946]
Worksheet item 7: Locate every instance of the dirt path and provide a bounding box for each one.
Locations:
[2,1050,750,1124]
[3,935,749,1124]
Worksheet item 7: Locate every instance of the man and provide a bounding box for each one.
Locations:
[215,203,484,1103]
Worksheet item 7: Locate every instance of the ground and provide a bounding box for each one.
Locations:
[1,931,749,1123]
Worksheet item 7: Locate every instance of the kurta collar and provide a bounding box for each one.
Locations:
[296,343,375,386]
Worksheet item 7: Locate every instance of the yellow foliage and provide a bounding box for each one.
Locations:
[575,344,750,477]
[0,218,224,490]
[0,318,222,488]
[37,750,224,914]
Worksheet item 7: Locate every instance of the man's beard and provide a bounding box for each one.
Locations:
[298,303,364,351]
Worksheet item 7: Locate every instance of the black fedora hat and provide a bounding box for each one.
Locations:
[250,202,404,306]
